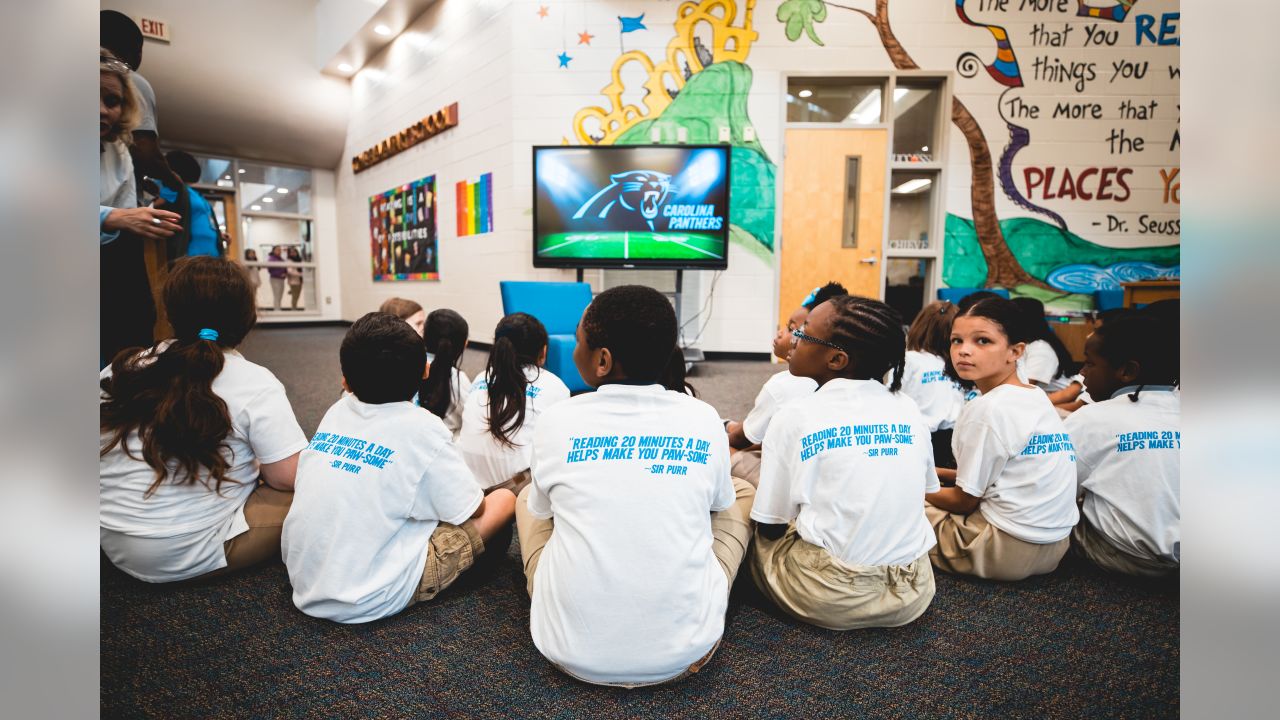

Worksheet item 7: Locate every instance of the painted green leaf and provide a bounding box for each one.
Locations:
[777,0,827,47]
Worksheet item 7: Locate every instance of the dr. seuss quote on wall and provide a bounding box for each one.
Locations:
[972,0,1180,238]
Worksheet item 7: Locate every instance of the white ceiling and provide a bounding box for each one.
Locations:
[103,0,353,168]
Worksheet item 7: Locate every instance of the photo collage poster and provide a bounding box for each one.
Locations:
[369,175,438,281]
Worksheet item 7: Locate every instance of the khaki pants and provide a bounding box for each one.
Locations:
[729,449,762,488]
[1072,519,1178,579]
[750,524,935,630]
[403,521,485,606]
[201,485,293,579]
[514,477,756,686]
[926,504,1068,581]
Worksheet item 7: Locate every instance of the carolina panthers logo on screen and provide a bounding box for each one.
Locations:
[572,170,673,231]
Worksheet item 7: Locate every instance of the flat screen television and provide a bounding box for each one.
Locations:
[532,144,731,270]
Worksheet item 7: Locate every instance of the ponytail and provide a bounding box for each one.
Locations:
[484,313,549,446]
[100,257,256,497]
[422,309,469,419]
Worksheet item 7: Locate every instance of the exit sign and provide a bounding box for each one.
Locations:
[139,17,170,43]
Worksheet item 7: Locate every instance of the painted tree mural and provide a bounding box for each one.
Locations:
[779,0,1047,289]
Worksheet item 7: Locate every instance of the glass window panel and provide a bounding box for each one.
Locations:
[242,217,313,262]
[885,258,930,326]
[190,154,234,187]
[888,170,937,251]
[238,162,312,215]
[787,78,884,124]
[842,157,860,248]
[891,80,942,160]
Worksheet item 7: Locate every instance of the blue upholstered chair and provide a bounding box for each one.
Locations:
[1094,289,1125,312]
[499,281,594,393]
[936,287,1010,304]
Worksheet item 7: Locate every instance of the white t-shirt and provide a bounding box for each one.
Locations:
[132,73,158,133]
[99,348,307,582]
[1065,388,1180,562]
[741,370,818,444]
[754,379,939,567]
[1020,340,1070,391]
[527,383,735,685]
[282,396,483,624]
[952,384,1079,543]
[457,365,571,489]
[898,351,964,432]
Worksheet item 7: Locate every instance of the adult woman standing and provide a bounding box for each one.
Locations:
[267,245,286,311]
[99,49,182,364]
[286,246,304,310]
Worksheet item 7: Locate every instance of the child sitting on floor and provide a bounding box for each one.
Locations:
[516,285,755,687]
[378,297,426,336]
[725,281,847,485]
[421,308,471,437]
[926,297,1078,581]
[751,296,938,630]
[1065,314,1180,577]
[100,257,307,583]
[282,313,515,624]
[900,300,964,469]
[457,313,571,494]
[1013,297,1075,392]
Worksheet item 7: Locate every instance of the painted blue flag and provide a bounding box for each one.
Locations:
[619,14,646,33]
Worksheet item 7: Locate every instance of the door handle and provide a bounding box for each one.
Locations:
[859,257,878,264]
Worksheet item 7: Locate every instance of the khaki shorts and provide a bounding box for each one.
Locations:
[405,520,485,606]
[751,524,935,631]
[926,504,1068,581]
[1072,519,1178,578]
[729,449,762,488]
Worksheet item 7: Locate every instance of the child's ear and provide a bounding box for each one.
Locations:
[1009,341,1027,361]
[340,375,351,393]
[595,347,614,378]
[827,350,850,373]
[1118,359,1142,384]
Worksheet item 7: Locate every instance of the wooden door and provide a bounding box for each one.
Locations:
[779,127,887,328]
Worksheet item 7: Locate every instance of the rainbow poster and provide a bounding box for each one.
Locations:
[455,173,493,236]
[369,175,438,281]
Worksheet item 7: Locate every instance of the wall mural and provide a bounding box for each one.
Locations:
[558,0,1179,305]
[778,0,1179,305]
[567,0,777,263]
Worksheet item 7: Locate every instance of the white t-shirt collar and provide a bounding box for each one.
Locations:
[1109,384,1177,400]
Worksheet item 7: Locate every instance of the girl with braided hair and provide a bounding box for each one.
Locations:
[749,295,938,630]
[925,297,1078,581]
[457,313,570,494]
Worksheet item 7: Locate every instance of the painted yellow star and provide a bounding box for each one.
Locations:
[577,30,594,46]
[537,5,548,19]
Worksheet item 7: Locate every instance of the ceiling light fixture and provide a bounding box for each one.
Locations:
[891,178,933,194]
[797,89,813,98]
[263,197,274,203]
[251,205,261,211]
[374,24,392,36]
[276,188,289,194]
[338,62,354,73]
[238,168,246,174]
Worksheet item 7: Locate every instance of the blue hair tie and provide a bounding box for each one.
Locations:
[197,328,220,342]
[801,286,820,307]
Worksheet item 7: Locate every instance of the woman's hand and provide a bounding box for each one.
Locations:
[103,205,183,240]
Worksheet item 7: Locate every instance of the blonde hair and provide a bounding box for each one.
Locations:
[378,297,423,320]
[100,48,142,144]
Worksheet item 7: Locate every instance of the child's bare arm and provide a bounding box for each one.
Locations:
[725,421,754,450]
[926,486,981,515]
